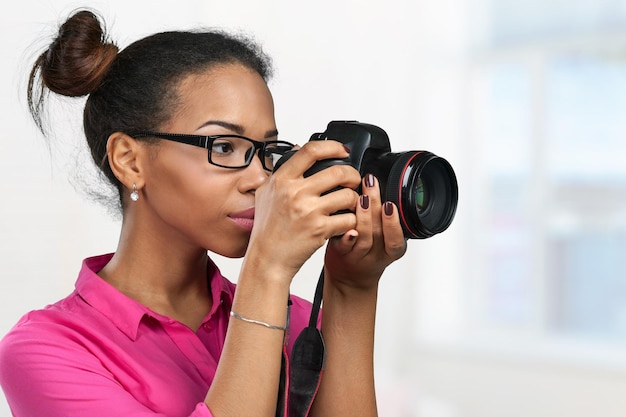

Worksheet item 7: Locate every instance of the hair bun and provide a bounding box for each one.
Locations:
[40,9,118,97]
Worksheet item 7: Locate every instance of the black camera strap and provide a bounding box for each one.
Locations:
[276,268,326,417]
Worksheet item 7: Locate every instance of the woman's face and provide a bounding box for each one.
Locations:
[139,63,277,258]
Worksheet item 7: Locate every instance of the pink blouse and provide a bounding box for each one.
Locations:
[0,254,314,416]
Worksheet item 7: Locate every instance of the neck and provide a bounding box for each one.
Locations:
[98,221,213,331]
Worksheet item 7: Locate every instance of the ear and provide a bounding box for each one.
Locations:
[106,132,146,191]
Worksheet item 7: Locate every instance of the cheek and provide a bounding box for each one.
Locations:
[149,172,223,223]
[146,148,215,209]
[142,149,252,256]
[143,155,219,222]
[147,169,252,252]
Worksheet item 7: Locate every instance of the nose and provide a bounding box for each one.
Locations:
[239,150,269,193]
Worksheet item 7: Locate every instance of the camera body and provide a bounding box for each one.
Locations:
[303,120,392,175]
[275,120,458,239]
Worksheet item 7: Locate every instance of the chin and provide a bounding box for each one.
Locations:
[221,251,246,259]
[207,240,249,259]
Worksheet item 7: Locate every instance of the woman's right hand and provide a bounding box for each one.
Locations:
[246,139,361,283]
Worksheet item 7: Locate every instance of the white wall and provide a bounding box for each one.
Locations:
[2,1,626,416]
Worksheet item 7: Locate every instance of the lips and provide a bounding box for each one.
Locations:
[228,207,255,232]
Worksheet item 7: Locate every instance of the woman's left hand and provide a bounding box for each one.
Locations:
[324,173,407,291]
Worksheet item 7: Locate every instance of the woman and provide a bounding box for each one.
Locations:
[0,9,406,417]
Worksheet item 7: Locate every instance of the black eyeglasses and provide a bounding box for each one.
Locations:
[130,132,296,171]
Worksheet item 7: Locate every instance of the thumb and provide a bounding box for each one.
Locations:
[328,230,359,255]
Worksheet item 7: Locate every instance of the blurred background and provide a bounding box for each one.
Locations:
[1,0,625,416]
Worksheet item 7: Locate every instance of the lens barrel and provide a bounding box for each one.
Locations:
[378,151,458,239]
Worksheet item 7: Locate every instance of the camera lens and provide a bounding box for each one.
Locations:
[382,151,458,239]
[414,177,428,212]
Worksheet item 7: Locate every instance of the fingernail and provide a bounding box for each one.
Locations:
[360,195,370,210]
[343,145,351,154]
[365,173,375,188]
[384,201,394,216]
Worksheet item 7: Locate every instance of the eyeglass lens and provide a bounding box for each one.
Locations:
[208,136,292,170]
[262,143,294,170]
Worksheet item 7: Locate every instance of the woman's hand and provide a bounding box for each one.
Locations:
[324,173,407,291]
[247,140,362,282]
[309,174,406,417]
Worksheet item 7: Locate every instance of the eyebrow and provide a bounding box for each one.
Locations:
[197,120,279,139]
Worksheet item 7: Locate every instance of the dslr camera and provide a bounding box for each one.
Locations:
[274,120,458,239]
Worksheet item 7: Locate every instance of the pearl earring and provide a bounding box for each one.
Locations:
[130,184,139,202]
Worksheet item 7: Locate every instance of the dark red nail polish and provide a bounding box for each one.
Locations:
[384,201,394,216]
[343,145,351,154]
[360,195,370,210]
[365,173,375,188]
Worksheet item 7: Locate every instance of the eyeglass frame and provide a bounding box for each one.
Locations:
[129,131,296,171]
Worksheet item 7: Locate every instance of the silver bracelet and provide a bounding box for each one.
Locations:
[230,311,286,331]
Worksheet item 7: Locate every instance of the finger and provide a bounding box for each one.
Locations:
[317,186,359,215]
[350,193,374,254]
[274,140,350,179]
[328,230,359,255]
[350,174,384,255]
[361,174,382,234]
[324,212,358,240]
[381,201,408,259]
[305,164,361,197]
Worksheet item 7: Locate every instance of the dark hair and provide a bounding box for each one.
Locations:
[28,9,273,208]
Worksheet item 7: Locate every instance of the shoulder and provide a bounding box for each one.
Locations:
[0,291,112,375]
[0,298,84,398]
[0,294,84,359]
